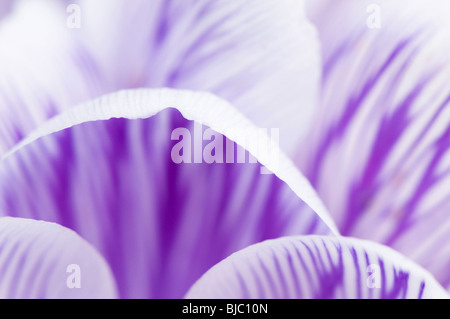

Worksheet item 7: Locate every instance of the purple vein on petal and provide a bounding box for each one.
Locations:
[0,89,337,298]
[186,236,447,299]
[309,37,415,186]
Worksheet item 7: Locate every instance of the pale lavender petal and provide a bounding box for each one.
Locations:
[0,217,117,298]
[76,0,321,154]
[186,235,448,299]
[299,0,450,288]
[0,0,107,156]
[1,0,320,157]
[0,0,13,19]
[0,89,337,298]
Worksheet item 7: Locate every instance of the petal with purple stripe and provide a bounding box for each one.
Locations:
[0,217,117,298]
[186,235,448,299]
[1,0,319,157]
[300,0,450,289]
[0,89,336,298]
[0,0,106,156]
[72,0,321,153]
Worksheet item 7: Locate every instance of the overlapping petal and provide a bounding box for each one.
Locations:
[300,0,450,288]
[0,217,117,298]
[0,0,109,156]
[73,0,322,153]
[0,0,320,157]
[186,235,448,299]
[0,89,337,298]
[2,0,447,300]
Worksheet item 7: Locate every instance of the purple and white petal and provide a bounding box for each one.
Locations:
[0,217,117,298]
[75,0,321,154]
[186,235,448,299]
[300,0,450,288]
[0,89,337,298]
[0,0,107,156]
[1,0,319,158]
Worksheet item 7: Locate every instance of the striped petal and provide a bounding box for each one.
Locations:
[0,89,336,298]
[186,235,448,299]
[0,217,117,298]
[300,0,450,288]
[70,0,321,153]
[0,0,109,156]
[0,0,320,157]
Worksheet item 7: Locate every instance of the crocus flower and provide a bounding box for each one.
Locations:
[0,0,448,299]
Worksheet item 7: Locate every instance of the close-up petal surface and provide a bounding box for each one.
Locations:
[0,217,117,298]
[0,89,336,298]
[77,0,321,154]
[0,0,106,156]
[0,0,320,157]
[301,0,450,289]
[187,235,448,299]
[0,0,449,302]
